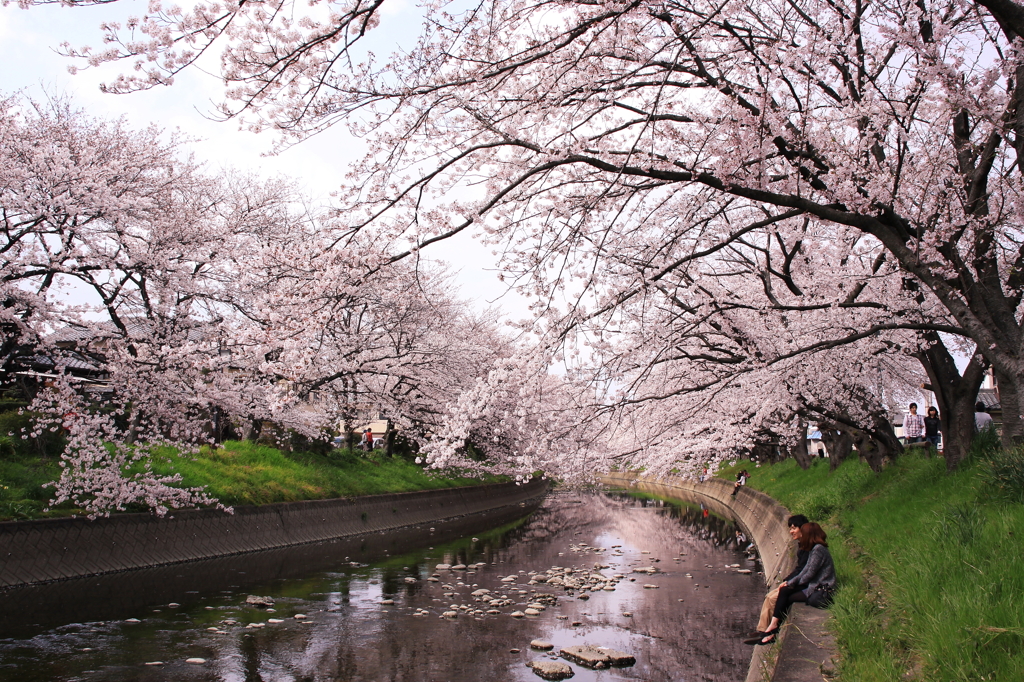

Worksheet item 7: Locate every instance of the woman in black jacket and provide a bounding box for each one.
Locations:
[754,522,836,645]
[924,407,942,451]
[742,515,810,642]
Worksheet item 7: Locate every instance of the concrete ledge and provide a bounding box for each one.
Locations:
[600,472,836,682]
[773,604,838,681]
[0,478,548,588]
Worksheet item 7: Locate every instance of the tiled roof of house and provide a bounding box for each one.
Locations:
[49,319,211,344]
[977,387,1001,411]
[20,352,104,373]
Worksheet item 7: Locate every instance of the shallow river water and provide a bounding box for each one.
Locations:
[0,491,764,682]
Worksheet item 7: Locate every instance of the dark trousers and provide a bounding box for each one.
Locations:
[770,584,808,623]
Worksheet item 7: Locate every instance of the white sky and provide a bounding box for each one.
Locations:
[0,0,531,321]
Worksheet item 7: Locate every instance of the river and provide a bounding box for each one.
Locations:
[0,491,764,681]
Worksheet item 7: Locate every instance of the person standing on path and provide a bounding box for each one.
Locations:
[924,407,942,452]
[903,403,925,445]
[975,402,994,432]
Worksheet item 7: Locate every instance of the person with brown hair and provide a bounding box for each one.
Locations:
[742,514,810,643]
[752,522,836,645]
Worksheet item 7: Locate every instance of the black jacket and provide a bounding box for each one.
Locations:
[783,548,809,583]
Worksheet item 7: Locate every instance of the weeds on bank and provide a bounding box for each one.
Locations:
[721,444,1024,681]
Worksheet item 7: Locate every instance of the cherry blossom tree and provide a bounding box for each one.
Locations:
[0,94,312,514]
[420,347,598,481]
[537,223,942,475]
[16,0,1024,474]
[1,92,534,511]
[233,239,520,450]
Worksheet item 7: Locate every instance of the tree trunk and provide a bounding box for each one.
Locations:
[792,422,813,469]
[210,406,223,444]
[998,368,1024,448]
[852,431,885,472]
[820,425,854,470]
[916,332,987,471]
[945,395,978,466]
[241,416,263,442]
[125,407,141,445]
[870,416,904,463]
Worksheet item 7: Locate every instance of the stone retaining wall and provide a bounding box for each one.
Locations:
[601,472,797,682]
[0,478,548,589]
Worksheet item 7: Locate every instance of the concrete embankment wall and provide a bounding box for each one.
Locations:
[601,472,795,682]
[0,478,548,589]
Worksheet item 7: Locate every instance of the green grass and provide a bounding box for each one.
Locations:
[717,444,1024,681]
[148,440,508,506]
[0,455,67,520]
[0,439,508,521]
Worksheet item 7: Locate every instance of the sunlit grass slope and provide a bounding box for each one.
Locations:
[150,440,506,506]
[0,438,506,521]
[718,442,1024,681]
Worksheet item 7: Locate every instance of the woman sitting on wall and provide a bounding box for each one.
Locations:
[753,522,836,645]
[742,514,810,644]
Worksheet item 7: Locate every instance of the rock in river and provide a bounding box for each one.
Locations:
[246,595,275,608]
[530,640,554,650]
[526,660,575,680]
[560,645,635,668]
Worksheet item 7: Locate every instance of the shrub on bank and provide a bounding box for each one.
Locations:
[723,450,1024,681]
[0,409,72,520]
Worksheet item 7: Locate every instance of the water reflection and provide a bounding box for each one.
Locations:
[0,492,764,682]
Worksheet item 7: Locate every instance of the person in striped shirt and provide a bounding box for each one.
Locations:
[904,402,926,444]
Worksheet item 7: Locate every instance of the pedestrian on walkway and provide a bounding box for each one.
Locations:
[904,403,925,444]
[924,407,942,452]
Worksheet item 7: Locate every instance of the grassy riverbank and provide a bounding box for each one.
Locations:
[718,442,1024,681]
[0,439,506,521]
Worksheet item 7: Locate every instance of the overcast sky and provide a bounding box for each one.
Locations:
[0,0,530,321]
